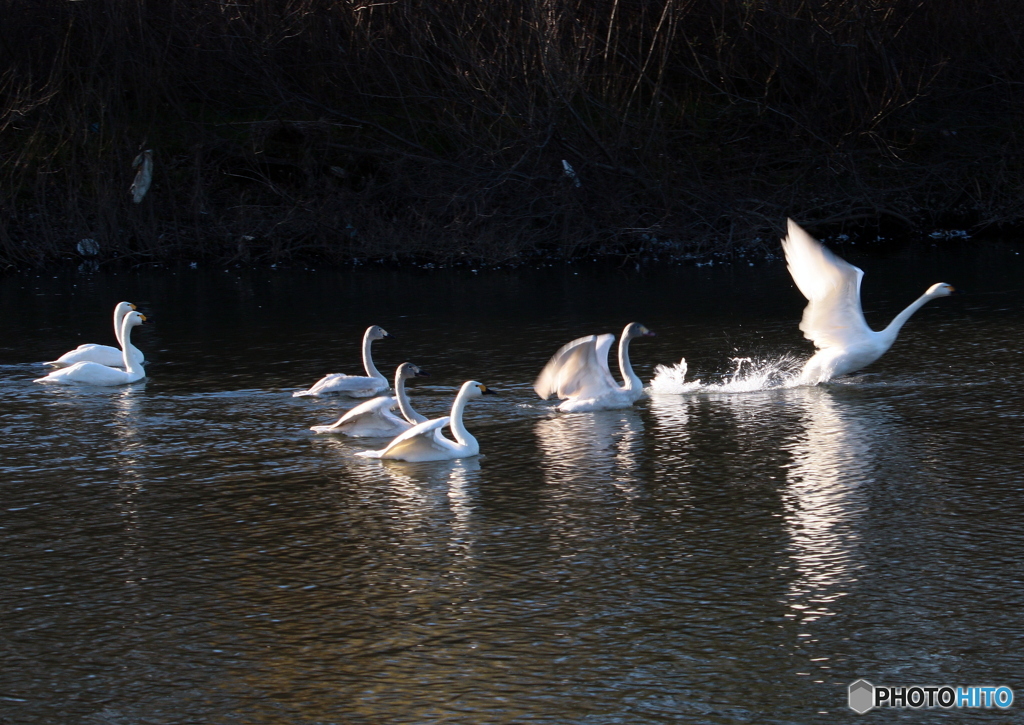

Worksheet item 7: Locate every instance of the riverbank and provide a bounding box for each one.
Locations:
[3,1,1023,269]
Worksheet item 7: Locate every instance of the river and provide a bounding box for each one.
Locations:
[2,243,1023,723]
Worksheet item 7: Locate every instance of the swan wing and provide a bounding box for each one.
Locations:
[294,373,386,397]
[782,219,873,349]
[311,395,408,435]
[47,344,122,368]
[47,340,144,368]
[337,395,397,422]
[534,334,619,400]
[359,417,455,458]
[35,361,139,386]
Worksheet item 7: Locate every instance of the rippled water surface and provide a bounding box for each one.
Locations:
[3,246,1024,724]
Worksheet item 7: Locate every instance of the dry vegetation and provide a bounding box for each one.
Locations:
[1,0,1023,267]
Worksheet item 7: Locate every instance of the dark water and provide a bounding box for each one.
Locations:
[2,245,1024,724]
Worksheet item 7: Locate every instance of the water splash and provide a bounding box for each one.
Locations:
[647,358,703,394]
[649,354,803,394]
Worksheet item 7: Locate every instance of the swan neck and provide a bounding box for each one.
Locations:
[113,306,126,348]
[362,331,385,381]
[448,385,478,448]
[618,333,642,391]
[394,373,424,424]
[881,292,932,345]
[120,318,142,375]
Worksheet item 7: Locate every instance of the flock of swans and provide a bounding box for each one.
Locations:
[32,220,954,461]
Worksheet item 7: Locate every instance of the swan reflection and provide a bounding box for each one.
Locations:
[325,436,484,576]
[535,409,644,490]
[782,387,881,623]
[112,388,147,588]
[535,410,645,545]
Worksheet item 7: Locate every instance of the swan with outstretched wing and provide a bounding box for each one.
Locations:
[782,219,954,384]
[534,322,654,412]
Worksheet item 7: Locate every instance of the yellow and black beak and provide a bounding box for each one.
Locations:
[139,314,147,323]
[129,303,137,310]
[480,384,498,395]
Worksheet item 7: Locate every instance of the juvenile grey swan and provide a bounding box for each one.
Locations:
[310,363,429,437]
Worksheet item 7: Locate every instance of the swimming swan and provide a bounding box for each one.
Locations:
[46,301,145,368]
[311,363,429,437]
[782,218,954,384]
[293,325,392,397]
[534,322,655,412]
[357,381,496,462]
[35,312,147,386]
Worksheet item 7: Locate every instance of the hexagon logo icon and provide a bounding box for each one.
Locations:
[849,679,875,713]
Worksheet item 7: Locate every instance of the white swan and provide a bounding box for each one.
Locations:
[293,325,392,397]
[311,363,429,437]
[782,218,954,384]
[357,380,496,462]
[35,312,147,386]
[46,301,145,368]
[534,322,655,412]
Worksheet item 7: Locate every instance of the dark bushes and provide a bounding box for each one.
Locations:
[1,0,1023,267]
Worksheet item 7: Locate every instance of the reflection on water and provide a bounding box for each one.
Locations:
[783,388,871,599]
[536,409,644,488]
[536,410,646,546]
[780,387,876,685]
[113,389,147,588]
[3,257,1024,724]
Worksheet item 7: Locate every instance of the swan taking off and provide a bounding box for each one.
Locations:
[311,363,429,437]
[782,219,954,384]
[357,381,496,462]
[294,325,392,397]
[534,322,655,412]
[46,301,146,369]
[35,312,147,386]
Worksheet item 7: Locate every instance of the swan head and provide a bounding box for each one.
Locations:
[366,325,392,341]
[624,322,655,339]
[124,311,146,328]
[115,301,136,315]
[926,283,955,298]
[396,362,429,379]
[462,381,497,398]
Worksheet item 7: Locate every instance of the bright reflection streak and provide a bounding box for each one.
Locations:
[781,386,878,680]
[113,387,146,588]
[535,410,645,544]
[325,435,485,586]
[535,409,644,491]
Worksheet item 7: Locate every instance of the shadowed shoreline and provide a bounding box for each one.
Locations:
[2,0,1023,269]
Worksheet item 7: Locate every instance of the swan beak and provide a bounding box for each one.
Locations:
[139,314,147,322]
[415,369,429,377]
[129,303,137,310]
[643,330,656,337]
[480,385,498,395]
